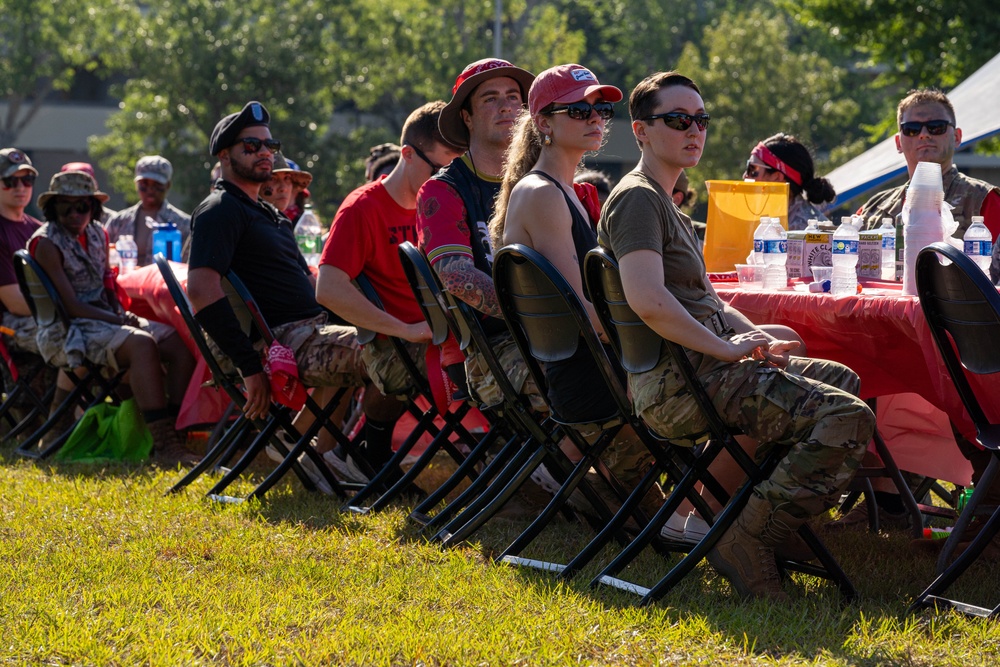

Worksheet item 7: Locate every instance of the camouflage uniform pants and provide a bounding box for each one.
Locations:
[269,314,365,388]
[639,354,874,520]
[1,312,39,355]
[361,337,427,397]
[464,332,547,412]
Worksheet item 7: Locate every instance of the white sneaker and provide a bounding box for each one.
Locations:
[659,511,711,542]
[530,462,588,510]
[324,449,370,485]
[267,432,333,495]
[659,511,688,540]
[683,512,710,541]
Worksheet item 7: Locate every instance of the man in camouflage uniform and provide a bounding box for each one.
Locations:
[856,88,1000,277]
[599,71,874,601]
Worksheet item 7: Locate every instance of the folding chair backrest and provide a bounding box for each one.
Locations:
[222,271,274,345]
[584,247,663,373]
[582,247,730,442]
[916,242,1000,433]
[397,242,450,347]
[14,249,67,328]
[492,243,629,419]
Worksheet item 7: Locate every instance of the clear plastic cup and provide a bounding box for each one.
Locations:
[735,263,765,290]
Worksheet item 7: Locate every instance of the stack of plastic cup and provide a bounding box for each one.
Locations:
[902,162,946,295]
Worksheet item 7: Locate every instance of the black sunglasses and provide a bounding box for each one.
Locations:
[547,101,615,121]
[642,112,711,132]
[899,119,954,137]
[406,144,443,172]
[55,200,92,217]
[238,137,282,154]
[2,173,36,189]
[744,161,776,179]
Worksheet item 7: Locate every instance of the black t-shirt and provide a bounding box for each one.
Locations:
[189,180,320,327]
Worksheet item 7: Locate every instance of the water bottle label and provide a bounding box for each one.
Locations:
[832,239,858,254]
[964,240,978,256]
[881,237,895,250]
[763,239,786,253]
[983,240,993,257]
[753,239,764,254]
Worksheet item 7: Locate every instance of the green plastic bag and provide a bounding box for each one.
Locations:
[54,398,153,463]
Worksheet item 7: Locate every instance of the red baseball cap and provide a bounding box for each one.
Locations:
[528,64,622,116]
[438,58,535,149]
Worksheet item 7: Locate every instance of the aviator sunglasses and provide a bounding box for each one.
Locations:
[642,111,711,132]
[238,137,282,154]
[1,173,37,189]
[547,101,615,121]
[899,119,954,137]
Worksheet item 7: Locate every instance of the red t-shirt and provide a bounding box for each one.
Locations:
[980,190,1000,241]
[320,178,424,324]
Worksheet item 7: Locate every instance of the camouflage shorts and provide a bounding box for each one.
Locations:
[464,332,547,412]
[361,337,427,397]
[1,312,39,355]
[639,353,873,519]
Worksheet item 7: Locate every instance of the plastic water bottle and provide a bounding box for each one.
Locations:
[108,243,120,274]
[148,216,183,262]
[750,216,770,265]
[117,235,138,274]
[963,215,993,274]
[831,216,859,295]
[293,205,322,267]
[761,218,787,289]
[879,217,896,281]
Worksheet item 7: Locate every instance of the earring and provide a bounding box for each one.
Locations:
[543,134,552,147]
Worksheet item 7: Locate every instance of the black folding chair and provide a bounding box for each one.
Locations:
[154,255,356,501]
[475,243,670,575]
[910,242,1000,618]
[0,343,56,442]
[12,249,125,459]
[583,246,856,604]
[342,271,480,513]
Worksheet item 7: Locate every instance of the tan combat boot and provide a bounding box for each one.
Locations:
[148,417,200,467]
[707,495,792,602]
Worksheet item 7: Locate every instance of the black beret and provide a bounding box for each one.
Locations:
[209,101,270,156]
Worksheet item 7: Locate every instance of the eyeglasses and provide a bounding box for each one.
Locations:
[1,173,36,189]
[55,200,92,217]
[899,119,954,137]
[743,161,776,179]
[137,180,167,192]
[237,137,282,154]
[406,144,443,171]
[546,101,615,121]
[642,112,711,132]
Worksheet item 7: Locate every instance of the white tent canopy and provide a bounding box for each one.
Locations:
[827,50,1000,207]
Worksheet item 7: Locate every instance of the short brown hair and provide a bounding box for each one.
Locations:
[897,88,956,125]
[400,100,456,152]
[629,71,701,124]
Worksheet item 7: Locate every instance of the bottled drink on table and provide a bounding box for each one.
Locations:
[108,242,120,274]
[761,218,787,290]
[148,216,182,262]
[750,216,770,265]
[117,235,138,274]
[831,216,859,295]
[879,217,896,281]
[963,215,993,274]
[294,204,322,267]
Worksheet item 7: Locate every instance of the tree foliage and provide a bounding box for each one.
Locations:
[0,0,137,146]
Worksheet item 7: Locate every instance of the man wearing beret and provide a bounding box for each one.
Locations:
[186,101,365,491]
[105,155,191,266]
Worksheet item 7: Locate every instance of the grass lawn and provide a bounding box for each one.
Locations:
[2,452,1000,666]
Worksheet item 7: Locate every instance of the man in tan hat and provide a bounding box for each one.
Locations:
[105,155,191,266]
[0,147,42,353]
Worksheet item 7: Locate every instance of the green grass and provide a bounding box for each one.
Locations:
[2,453,1000,666]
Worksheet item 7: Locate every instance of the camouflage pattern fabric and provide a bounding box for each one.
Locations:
[1,312,39,355]
[638,345,874,520]
[464,331,547,412]
[360,337,426,397]
[271,313,365,388]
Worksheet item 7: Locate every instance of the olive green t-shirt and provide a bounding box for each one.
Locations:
[597,169,722,322]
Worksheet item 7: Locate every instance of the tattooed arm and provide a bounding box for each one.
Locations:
[435,254,502,318]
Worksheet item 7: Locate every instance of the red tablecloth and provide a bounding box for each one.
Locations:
[118,263,230,430]
[713,279,993,485]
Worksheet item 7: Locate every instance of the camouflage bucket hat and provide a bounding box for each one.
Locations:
[37,170,110,210]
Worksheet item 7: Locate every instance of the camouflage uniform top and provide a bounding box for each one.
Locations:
[857,165,998,239]
[104,200,191,267]
[788,196,829,232]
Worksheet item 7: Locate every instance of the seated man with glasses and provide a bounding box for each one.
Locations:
[315,100,463,481]
[187,101,366,493]
[105,155,191,266]
[857,88,1000,254]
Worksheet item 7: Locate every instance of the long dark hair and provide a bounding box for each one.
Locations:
[760,133,835,204]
